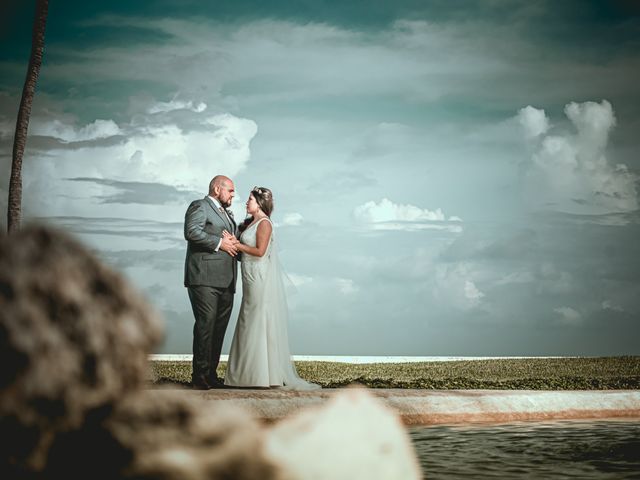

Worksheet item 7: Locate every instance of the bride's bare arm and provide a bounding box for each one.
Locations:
[226,220,272,257]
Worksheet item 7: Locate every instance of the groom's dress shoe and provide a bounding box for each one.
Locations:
[192,381,212,390]
[192,376,213,390]
[207,377,226,389]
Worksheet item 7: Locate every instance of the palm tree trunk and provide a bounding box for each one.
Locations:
[7,0,49,233]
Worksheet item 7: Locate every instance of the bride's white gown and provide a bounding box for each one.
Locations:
[224,218,320,390]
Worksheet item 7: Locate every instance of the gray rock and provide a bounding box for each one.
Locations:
[106,390,283,480]
[0,226,283,479]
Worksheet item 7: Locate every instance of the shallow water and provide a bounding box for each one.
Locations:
[409,420,640,479]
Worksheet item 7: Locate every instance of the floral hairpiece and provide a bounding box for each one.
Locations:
[252,186,271,198]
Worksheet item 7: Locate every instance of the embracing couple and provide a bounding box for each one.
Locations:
[184,175,319,391]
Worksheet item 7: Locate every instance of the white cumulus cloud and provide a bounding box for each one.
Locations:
[517,105,550,138]
[288,274,313,288]
[434,264,485,311]
[281,212,304,226]
[335,278,358,295]
[148,99,207,114]
[601,300,624,312]
[553,306,582,325]
[31,118,121,142]
[464,280,485,301]
[20,109,257,222]
[519,100,637,216]
[353,198,462,232]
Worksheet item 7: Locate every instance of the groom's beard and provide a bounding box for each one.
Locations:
[216,196,231,208]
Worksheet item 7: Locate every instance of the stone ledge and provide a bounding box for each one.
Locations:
[151,388,640,425]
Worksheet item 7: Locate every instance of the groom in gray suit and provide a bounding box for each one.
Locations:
[184,175,239,389]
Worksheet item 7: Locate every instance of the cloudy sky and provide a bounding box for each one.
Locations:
[1,0,639,355]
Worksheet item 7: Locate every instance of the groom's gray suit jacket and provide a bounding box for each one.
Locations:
[184,196,238,292]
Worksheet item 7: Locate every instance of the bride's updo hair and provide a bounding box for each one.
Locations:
[239,186,274,234]
[251,186,274,217]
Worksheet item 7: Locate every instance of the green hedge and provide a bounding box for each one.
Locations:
[149,356,640,389]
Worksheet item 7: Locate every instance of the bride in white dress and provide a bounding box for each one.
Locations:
[223,187,320,390]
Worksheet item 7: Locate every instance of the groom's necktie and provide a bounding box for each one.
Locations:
[219,207,233,228]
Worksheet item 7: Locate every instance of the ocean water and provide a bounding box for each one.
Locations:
[409,420,640,479]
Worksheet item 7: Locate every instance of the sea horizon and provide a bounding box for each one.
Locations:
[150,354,575,364]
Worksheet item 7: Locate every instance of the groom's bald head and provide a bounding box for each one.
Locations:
[209,175,231,194]
[209,175,235,207]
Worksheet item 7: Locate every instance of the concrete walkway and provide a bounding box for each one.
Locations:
[159,387,640,425]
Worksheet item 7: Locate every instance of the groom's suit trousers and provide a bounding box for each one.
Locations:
[188,284,234,382]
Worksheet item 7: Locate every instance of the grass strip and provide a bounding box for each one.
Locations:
[149,356,640,390]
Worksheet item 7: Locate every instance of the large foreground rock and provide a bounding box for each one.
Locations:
[45,390,282,479]
[0,226,283,479]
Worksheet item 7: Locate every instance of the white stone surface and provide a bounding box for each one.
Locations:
[186,389,640,425]
[265,387,421,480]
